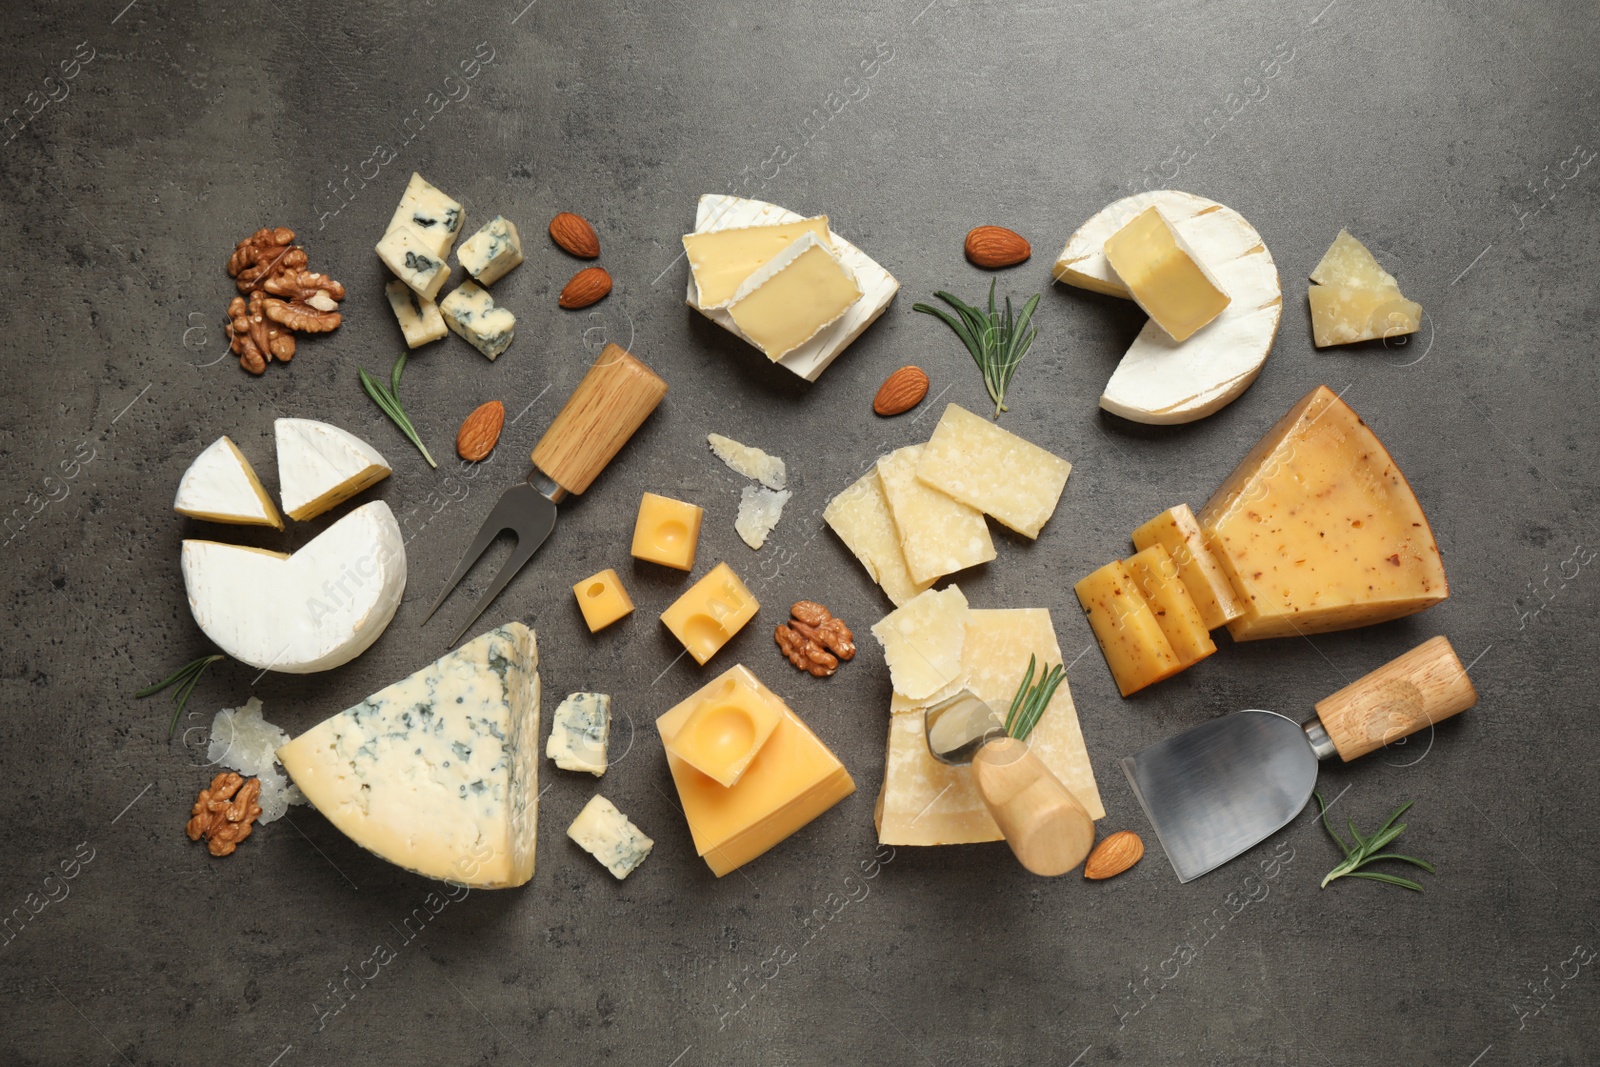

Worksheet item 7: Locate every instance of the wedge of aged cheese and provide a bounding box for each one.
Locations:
[1075,559,1182,696]
[876,608,1104,846]
[1307,229,1422,347]
[1130,504,1245,630]
[707,433,786,490]
[173,436,283,529]
[822,468,934,607]
[277,623,539,888]
[1199,384,1448,640]
[1054,190,1282,424]
[725,232,863,361]
[683,216,832,308]
[1103,206,1231,342]
[567,795,653,879]
[870,585,970,701]
[1125,544,1216,668]
[274,419,391,522]
[877,445,996,585]
[914,404,1071,538]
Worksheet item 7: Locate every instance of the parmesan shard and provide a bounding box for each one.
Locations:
[870,585,970,701]
[914,404,1071,538]
[822,469,934,607]
[1307,229,1422,347]
[877,445,996,586]
[707,433,787,490]
[735,486,791,549]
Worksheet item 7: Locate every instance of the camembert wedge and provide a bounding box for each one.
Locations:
[173,436,283,529]
[274,419,391,522]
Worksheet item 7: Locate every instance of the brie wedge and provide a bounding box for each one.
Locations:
[1053,191,1282,424]
[274,419,391,522]
[173,436,283,529]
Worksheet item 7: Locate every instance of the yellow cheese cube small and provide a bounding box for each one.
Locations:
[1131,504,1245,630]
[573,568,634,633]
[1103,206,1230,342]
[631,492,704,571]
[1124,545,1217,669]
[660,562,760,665]
[1074,559,1181,697]
[662,670,783,787]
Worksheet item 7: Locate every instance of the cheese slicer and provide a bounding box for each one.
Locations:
[924,689,1096,876]
[421,343,667,644]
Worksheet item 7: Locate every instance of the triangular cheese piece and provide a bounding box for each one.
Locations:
[173,436,283,529]
[1198,385,1448,640]
[1307,229,1422,347]
[277,623,541,888]
[275,419,391,521]
[683,216,831,309]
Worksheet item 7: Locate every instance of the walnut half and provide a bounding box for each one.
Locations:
[223,227,343,374]
[775,601,856,677]
[186,772,263,857]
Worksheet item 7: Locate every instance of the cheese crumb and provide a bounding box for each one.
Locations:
[736,486,791,549]
[207,697,305,824]
[708,433,786,490]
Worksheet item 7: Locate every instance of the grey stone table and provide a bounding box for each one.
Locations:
[3,1,1596,1063]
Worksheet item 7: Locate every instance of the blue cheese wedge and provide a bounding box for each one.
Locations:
[567,795,653,879]
[377,225,452,301]
[440,281,515,360]
[387,172,464,257]
[457,216,524,286]
[547,692,610,776]
[384,279,447,348]
[276,623,540,888]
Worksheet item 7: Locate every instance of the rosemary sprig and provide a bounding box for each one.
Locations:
[1003,654,1065,743]
[359,351,437,468]
[913,279,1041,418]
[1315,792,1435,891]
[136,653,226,740]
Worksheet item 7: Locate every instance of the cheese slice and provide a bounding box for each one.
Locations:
[278,623,539,888]
[875,608,1104,846]
[1103,206,1231,342]
[1199,384,1449,640]
[274,419,391,522]
[683,216,831,309]
[1054,191,1282,424]
[822,468,934,607]
[870,585,970,701]
[1307,229,1422,347]
[877,445,996,586]
[725,232,863,362]
[1130,504,1245,630]
[173,436,283,529]
[914,404,1071,538]
[1125,545,1216,668]
[1075,559,1182,697]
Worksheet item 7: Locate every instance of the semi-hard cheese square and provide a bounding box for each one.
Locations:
[662,668,783,787]
[573,568,634,633]
[875,608,1104,846]
[684,217,832,309]
[387,172,464,257]
[726,232,863,362]
[1103,206,1230,342]
[870,585,970,701]
[376,224,452,301]
[914,404,1071,539]
[457,216,524,286]
[631,492,704,571]
[658,665,854,876]
[1199,384,1448,639]
[660,562,760,665]
[1075,559,1182,696]
[877,445,996,585]
[1130,504,1244,630]
[547,692,610,776]
[1125,545,1216,668]
[1307,229,1422,347]
[384,279,448,349]
[440,282,515,360]
[823,468,934,607]
[567,795,652,879]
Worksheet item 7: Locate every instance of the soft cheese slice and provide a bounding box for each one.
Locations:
[871,585,971,701]
[914,404,1071,539]
[686,194,899,382]
[547,692,610,776]
[386,172,464,257]
[707,433,786,490]
[1199,384,1449,640]
[875,608,1104,846]
[567,795,652,880]
[275,418,391,522]
[278,623,539,888]
[384,279,447,349]
[1307,229,1422,347]
[877,445,995,586]
[683,216,831,308]
[822,468,934,607]
[173,436,283,529]
[725,232,863,362]
[181,501,405,673]
[1103,206,1231,342]
[1054,191,1282,424]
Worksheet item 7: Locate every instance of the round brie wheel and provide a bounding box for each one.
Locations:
[1053,190,1282,425]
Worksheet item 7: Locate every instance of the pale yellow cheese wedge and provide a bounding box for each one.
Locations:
[683,217,831,309]
[914,404,1071,539]
[1307,229,1422,347]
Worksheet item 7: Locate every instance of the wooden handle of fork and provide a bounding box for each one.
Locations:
[531,344,668,495]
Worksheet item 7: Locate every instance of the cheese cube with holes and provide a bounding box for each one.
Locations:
[822,468,934,607]
[662,676,782,787]
[547,692,610,776]
[440,282,515,360]
[387,173,464,257]
[631,493,703,571]
[573,568,634,632]
[877,445,995,585]
[457,216,524,286]
[376,225,452,300]
[1130,504,1245,630]
[660,562,760,665]
[384,279,447,349]
[914,404,1071,538]
[1124,545,1216,668]
[1074,559,1182,696]
[567,795,653,879]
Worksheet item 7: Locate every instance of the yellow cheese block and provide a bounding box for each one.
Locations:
[1307,229,1422,347]
[913,403,1071,539]
[660,562,760,664]
[1130,504,1245,629]
[1103,206,1230,342]
[726,233,863,361]
[631,492,703,571]
[1124,545,1216,668]
[657,665,854,876]
[877,445,996,585]
[662,672,783,788]
[822,468,934,607]
[683,216,831,308]
[573,568,633,633]
[1074,560,1182,696]
[1199,384,1448,640]
[875,608,1104,846]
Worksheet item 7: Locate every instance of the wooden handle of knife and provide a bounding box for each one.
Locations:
[1315,636,1478,761]
[531,344,668,495]
[971,737,1096,877]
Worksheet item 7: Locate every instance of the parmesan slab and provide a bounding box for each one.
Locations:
[914,404,1071,539]
[822,469,933,607]
[870,586,970,701]
[877,445,996,585]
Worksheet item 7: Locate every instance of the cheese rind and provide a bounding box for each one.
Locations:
[870,585,970,701]
[660,562,760,665]
[440,281,515,360]
[914,404,1071,538]
[683,216,832,309]
[1103,206,1231,342]
[173,436,283,529]
[1125,545,1216,668]
[726,232,864,362]
[384,279,448,349]
[456,216,524,286]
[1074,559,1182,696]
[1130,504,1245,630]
[274,419,391,522]
[376,224,452,300]
[822,469,934,607]
[567,795,652,880]
[1307,229,1422,347]
[877,445,996,585]
[573,569,634,632]
[386,173,464,257]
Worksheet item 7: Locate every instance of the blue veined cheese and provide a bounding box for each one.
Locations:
[384,279,447,348]
[567,795,652,879]
[440,281,515,360]
[377,225,452,301]
[387,172,464,257]
[546,692,610,776]
[457,216,524,286]
[276,623,540,889]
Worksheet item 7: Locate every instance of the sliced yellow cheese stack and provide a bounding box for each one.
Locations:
[1103,206,1230,342]
[1074,560,1182,697]
[1131,504,1245,630]
[726,233,863,361]
[683,216,831,308]
[1124,545,1216,667]
[1307,229,1422,347]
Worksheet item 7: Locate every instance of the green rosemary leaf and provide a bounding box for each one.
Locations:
[1005,658,1064,743]
[1363,853,1436,872]
[1315,791,1351,858]
[1317,795,1433,892]
[391,349,407,397]
[1344,871,1425,892]
[915,280,1043,419]
[360,356,437,469]
[1003,655,1037,737]
[136,653,225,740]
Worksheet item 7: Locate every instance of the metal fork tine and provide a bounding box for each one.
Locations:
[447,529,547,646]
[420,484,546,627]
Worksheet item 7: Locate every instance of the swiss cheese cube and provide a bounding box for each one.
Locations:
[662,668,783,787]
[877,445,995,585]
[573,569,633,633]
[1130,504,1245,630]
[914,404,1071,539]
[660,562,759,665]
[1074,560,1182,696]
[631,492,703,571]
[822,468,933,607]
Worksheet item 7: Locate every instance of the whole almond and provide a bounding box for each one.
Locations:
[559,266,612,309]
[965,225,1031,269]
[1083,830,1144,880]
[456,400,505,462]
[549,212,600,258]
[873,366,930,416]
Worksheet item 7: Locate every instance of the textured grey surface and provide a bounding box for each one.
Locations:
[2,0,1598,1063]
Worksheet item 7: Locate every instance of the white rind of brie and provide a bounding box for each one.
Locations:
[1054,190,1282,425]
[181,500,407,674]
[173,436,283,529]
[275,419,392,521]
[686,194,899,382]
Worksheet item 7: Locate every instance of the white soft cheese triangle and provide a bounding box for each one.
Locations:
[275,419,391,521]
[277,623,540,889]
[181,500,406,673]
[173,436,283,529]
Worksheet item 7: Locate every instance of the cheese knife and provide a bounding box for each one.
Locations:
[1121,636,1477,883]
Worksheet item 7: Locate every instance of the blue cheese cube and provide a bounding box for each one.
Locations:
[376,226,451,301]
[384,280,447,348]
[387,172,464,257]
[567,795,653,879]
[440,281,515,360]
[546,692,610,776]
[458,216,524,286]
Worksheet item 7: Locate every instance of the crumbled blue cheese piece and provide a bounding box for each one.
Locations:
[567,795,653,879]
[387,172,464,257]
[377,225,452,301]
[440,281,516,360]
[546,692,610,776]
[458,216,524,286]
[384,279,447,348]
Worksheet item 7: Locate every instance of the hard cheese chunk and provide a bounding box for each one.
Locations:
[573,568,634,633]
[376,224,452,300]
[547,692,610,776]
[735,486,791,550]
[876,608,1104,846]
[658,665,854,876]
[276,623,539,888]
[823,469,933,608]
[441,282,515,360]
[877,445,995,585]
[1103,206,1231,342]
[631,492,704,571]
[1124,545,1216,668]
[387,173,464,257]
[457,216,524,286]
[870,585,970,701]
[1130,504,1245,630]
[662,669,783,787]
[683,216,832,308]
[274,419,391,522]
[660,562,760,665]
[1199,384,1448,640]
[1074,560,1182,696]
[567,795,652,880]
[726,232,863,361]
[708,433,786,490]
[1307,229,1422,347]
[384,279,448,349]
[914,404,1071,538]
[173,436,283,529]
